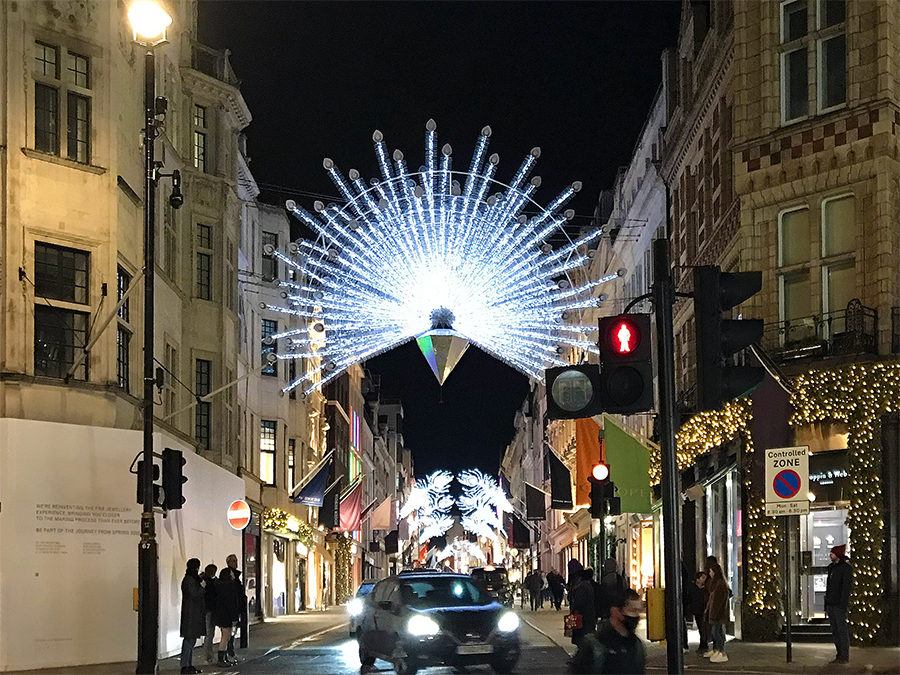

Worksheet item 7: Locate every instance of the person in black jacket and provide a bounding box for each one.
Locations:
[214,568,240,667]
[225,554,246,662]
[571,587,646,674]
[685,572,708,654]
[825,544,852,664]
[179,559,206,674]
[569,569,597,647]
[201,564,218,664]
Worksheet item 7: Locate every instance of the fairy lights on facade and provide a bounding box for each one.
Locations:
[264,121,617,395]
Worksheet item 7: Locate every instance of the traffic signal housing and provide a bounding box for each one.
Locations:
[162,448,187,510]
[589,462,620,518]
[136,459,164,508]
[693,266,765,411]
[598,314,653,414]
[546,364,603,420]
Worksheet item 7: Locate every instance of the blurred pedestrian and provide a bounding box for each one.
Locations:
[179,558,206,674]
[704,563,730,663]
[214,568,240,667]
[525,569,543,611]
[825,544,852,665]
[571,587,646,674]
[686,571,708,654]
[598,559,626,621]
[548,569,565,610]
[567,558,584,601]
[225,553,245,662]
[201,564,218,664]
[569,569,597,648]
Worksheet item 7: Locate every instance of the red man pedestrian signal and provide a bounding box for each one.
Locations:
[613,320,640,354]
[598,314,653,414]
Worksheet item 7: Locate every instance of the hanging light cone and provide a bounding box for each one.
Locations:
[416,329,471,385]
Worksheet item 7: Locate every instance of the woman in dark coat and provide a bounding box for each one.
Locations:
[214,568,240,666]
[179,558,206,674]
[704,563,730,663]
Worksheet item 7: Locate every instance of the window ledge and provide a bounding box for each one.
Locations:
[21,148,106,175]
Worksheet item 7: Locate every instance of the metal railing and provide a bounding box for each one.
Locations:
[762,299,878,362]
[191,41,241,87]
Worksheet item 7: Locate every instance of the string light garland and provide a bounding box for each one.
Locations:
[791,363,899,644]
[335,536,353,604]
[261,507,315,546]
[265,121,621,395]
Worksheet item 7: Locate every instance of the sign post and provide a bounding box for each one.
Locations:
[765,446,810,663]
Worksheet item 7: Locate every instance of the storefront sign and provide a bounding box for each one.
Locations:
[228,500,252,530]
[765,446,809,516]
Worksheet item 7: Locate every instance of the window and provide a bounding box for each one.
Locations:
[819,34,846,110]
[782,47,808,122]
[261,420,276,486]
[224,237,235,311]
[33,242,90,380]
[116,267,132,393]
[779,207,811,266]
[196,224,212,300]
[193,104,208,172]
[261,318,277,376]
[224,367,234,455]
[820,0,845,27]
[195,359,212,450]
[821,194,854,256]
[163,201,178,282]
[822,194,856,333]
[33,41,91,162]
[262,232,278,281]
[164,342,179,422]
[288,439,296,490]
[782,0,807,41]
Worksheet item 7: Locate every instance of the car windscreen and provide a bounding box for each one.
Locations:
[356,583,375,597]
[400,578,493,608]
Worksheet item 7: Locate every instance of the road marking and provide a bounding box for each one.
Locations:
[264,647,279,655]
[284,621,347,649]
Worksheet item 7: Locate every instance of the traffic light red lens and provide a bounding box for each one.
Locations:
[614,321,637,353]
[592,463,610,481]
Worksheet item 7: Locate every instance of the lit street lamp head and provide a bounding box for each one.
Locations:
[128,0,173,46]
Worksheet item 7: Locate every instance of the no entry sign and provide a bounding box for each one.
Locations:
[227,500,251,530]
[765,446,809,516]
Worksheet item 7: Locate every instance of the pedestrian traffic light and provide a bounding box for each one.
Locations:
[693,266,765,411]
[545,363,603,420]
[598,314,653,414]
[161,448,187,510]
[589,462,617,519]
[136,459,164,508]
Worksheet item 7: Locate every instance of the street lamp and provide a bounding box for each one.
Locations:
[129,2,172,673]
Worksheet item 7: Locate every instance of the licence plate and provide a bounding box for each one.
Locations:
[457,644,494,655]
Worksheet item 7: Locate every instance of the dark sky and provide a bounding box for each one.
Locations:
[198,0,681,476]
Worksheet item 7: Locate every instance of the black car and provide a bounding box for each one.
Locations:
[348,580,377,636]
[470,566,513,607]
[356,572,520,674]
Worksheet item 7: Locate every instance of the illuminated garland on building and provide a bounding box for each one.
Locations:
[261,507,315,546]
[790,363,899,644]
[335,536,353,604]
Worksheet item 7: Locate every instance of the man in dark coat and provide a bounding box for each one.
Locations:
[201,564,218,664]
[225,554,246,662]
[180,558,206,674]
[569,569,597,648]
[598,559,626,621]
[525,569,543,611]
[825,544,852,664]
[214,568,240,666]
[572,588,646,674]
[685,571,708,654]
[548,569,565,610]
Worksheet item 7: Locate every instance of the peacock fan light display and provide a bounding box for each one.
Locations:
[262,121,623,395]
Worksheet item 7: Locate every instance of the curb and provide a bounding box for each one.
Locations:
[523,618,575,655]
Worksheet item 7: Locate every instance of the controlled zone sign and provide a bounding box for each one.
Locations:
[227,499,252,530]
[765,446,810,516]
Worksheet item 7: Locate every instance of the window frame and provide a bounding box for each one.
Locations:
[192,103,209,173]
[260,419,277,487]
[262,231,278,282]
[116,266,133,393]
[32,39,92,163]
[196,223,213,301]
[816,31,847,114]
[261,318,278,377]
[777,205,811,268]
[195,358,212,450]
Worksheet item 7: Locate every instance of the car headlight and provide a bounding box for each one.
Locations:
[347,598,364,617]
[406,614,440,636]
[497,611,520,633]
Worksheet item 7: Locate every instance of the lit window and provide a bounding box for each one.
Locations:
[116,267,132,393]
[193,104,208,172]
[261,420,276,486]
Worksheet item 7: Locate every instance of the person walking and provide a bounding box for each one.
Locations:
[825,544,852,665]
[704,563,730,663]
[214,568,240,667]
[201,564,218,664]
[224,554,245,663]
[548,569,565,611]
[539,571,548,608]
[179,558,206,674]
[686,571,708,655]
[567,558,584,602]
[525,569,543,611]
[597,559,625,621]
[571,588,646,674]
[568,569,597,648]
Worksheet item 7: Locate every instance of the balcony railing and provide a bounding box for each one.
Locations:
[762,299,878,362]
[191,41,241,87]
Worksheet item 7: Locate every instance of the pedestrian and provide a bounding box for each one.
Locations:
[571,587,646,674]
[548,569,565,611]
[598,559,626,621]
[214,568,240,667]
[525,569,543,611]
[201,564,218,664]
[179,558,206,674]
[686,571,708,655]
[704,563,730,663]
[568,569,597,648]
[224,553,245,663]
[585,568,603,624]
[567,558,584,601]
[825,544,852,665]
[540,571,548,608]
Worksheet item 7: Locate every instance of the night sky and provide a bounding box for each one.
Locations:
[198,0,681,476]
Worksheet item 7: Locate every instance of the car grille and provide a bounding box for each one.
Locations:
[435,610,496,642]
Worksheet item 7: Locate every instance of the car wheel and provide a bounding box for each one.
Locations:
[491,657,518,674]
[358,637,375,667]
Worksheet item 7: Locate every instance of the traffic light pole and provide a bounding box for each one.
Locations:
[137,48,159,675]
[652,237,685,675]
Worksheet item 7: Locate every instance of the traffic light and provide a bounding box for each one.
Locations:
[136,459,164,508]
[589,462,619,518]
[598,314,653,414]
[546,364,603,420]
[162,448,187,510]
[693,266,765,411]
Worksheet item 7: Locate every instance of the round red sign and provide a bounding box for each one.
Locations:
[227,500,251,530]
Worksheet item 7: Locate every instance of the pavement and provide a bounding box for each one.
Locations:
[520,603,900,674]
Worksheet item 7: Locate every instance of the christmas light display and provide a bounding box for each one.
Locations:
[400,470,455,541]
[266,121,618,395]
[458,469,513,542]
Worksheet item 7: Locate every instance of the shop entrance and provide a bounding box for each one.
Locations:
[296,558,307,611]
[799,508,849,620]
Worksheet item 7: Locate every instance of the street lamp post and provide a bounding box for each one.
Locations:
[128,3,172,673]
